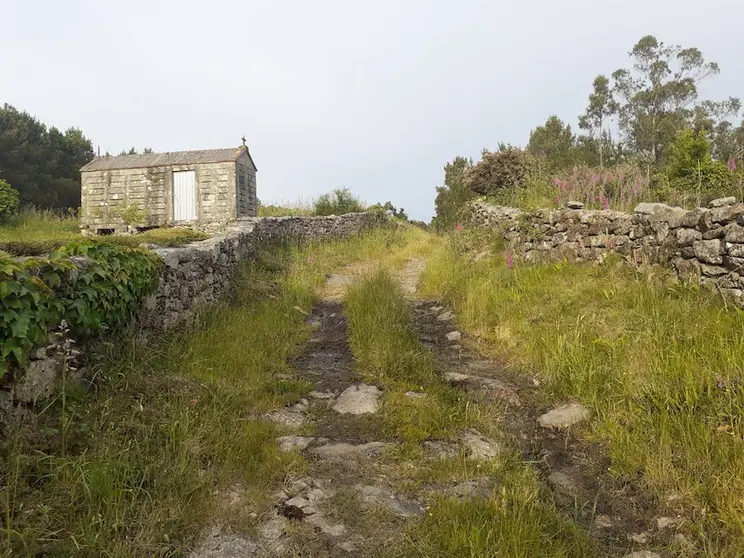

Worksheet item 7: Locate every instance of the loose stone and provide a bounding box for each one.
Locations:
[332,384,381,415]
[537,403,590,429]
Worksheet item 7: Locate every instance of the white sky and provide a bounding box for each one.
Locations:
[2,0,743,220]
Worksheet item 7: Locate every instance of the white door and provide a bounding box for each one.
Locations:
[173,171,196,221]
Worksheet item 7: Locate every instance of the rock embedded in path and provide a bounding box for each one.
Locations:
[460,429,500,460]
[444,372,470,384]
[437,311,455,322]
[537,403,590,429]
[356,485,425,517]
[594,515,614,529]
[305,515,347,537]
[656,516,685,530]
[188,526,260,557]
[265,408,306,428]
[332,384,381,415]
[310,441,389,461]
[276,436,315,453]
[444,371,521,406]
[445,479,493,499]
[548,471,577,493]
[629,532,651,544]
[309,390,335,400]
[446,331,462,342]
[423,440,459,460]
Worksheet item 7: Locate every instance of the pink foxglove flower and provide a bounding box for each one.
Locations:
[602,197,610,210]
[455,222,463,232]
[729,158,737,171]
[505,251,513,269]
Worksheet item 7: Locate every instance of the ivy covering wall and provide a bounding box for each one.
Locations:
[0,243,161,377]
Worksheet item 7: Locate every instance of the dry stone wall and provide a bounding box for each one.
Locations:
[141,212,386,330]
[1,212,386,431]
[469,197,744,306]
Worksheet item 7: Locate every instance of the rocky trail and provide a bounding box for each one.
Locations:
[191,259,677,557]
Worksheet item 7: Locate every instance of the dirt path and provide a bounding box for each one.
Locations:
[191,257,663,557]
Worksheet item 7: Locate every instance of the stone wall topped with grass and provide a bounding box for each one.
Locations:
[142,212,387,330]
[1,212,386,427]
[469,197,744,306]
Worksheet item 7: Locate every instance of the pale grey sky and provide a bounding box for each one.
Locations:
[3,0,743,220]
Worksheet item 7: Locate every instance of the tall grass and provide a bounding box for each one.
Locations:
[313,188,365,216]
[344,268,593,556]
[0,228,407,556]
[487,163,711,212]
[420,238,744,555]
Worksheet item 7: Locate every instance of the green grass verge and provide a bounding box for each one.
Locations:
[0,227,407,556]
[420,236,744,555]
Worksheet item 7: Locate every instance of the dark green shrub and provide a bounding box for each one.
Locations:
[313,188,365,216]
[464,149,535,196]
[0,178,20,221]
[654,129,739,204]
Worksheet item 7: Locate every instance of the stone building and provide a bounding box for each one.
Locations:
[80,145,257,234]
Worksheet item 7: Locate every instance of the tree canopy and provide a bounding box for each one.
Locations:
[433,34,744,224]
[0,104,94,209]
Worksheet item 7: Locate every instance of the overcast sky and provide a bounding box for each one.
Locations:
[3,0,744,220]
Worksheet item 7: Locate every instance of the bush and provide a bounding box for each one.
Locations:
[368,201,408,220]
[654,129,740,205]
[313,188,365,216]
[0,179,20,220]
[464,149,534,196]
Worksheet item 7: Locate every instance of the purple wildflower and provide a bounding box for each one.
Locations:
[602,197,610,210]
[729,158,737,172]
[456,222,463,232]
[505,251,513,269]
